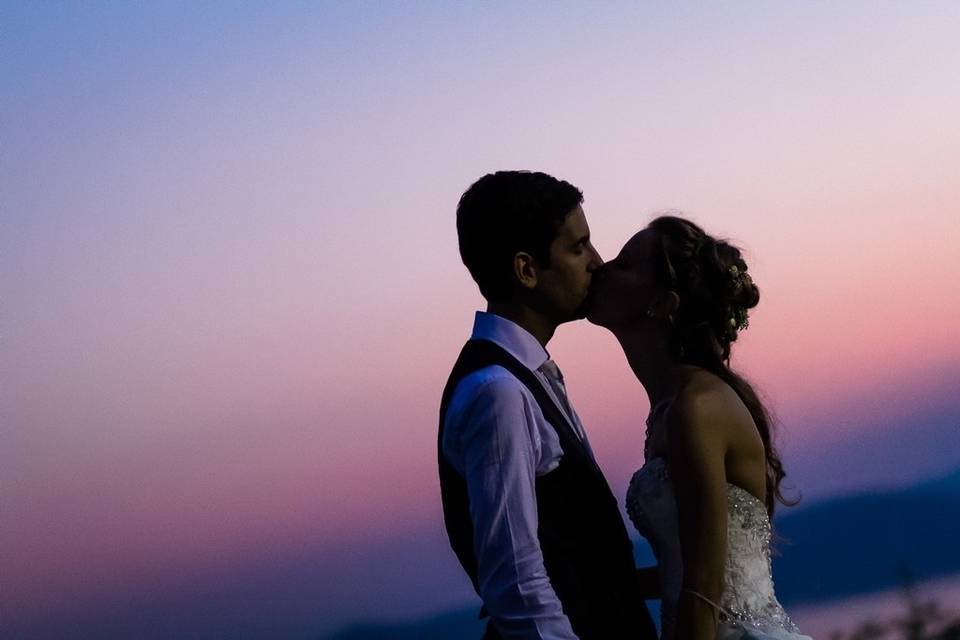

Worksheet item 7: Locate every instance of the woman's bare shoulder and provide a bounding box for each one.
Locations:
[668,369,753,439]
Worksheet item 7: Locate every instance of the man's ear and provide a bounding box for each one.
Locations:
[513,251,539,290]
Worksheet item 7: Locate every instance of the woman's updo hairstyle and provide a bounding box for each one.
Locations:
[649,216,760,361]
[647,214,794,517]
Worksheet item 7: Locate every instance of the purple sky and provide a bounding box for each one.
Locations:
[3,3,959,638]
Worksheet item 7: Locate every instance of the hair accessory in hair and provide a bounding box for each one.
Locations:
[729,306,750,332]
[727,265,751,332]
[728,264,748,291]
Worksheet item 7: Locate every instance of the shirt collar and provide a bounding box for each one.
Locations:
[470,311,550,371]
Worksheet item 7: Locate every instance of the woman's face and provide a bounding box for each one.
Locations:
[587,228,661,329]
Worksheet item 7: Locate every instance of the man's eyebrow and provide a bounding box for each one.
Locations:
[572,234,590,246]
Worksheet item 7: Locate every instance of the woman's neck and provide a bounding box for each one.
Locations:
[611,327,692,409]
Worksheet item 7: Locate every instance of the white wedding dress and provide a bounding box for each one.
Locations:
[626,403,813,640]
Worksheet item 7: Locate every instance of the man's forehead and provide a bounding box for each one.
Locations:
[559,205,588,237]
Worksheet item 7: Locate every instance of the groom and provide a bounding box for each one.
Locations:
[438,171,657,639]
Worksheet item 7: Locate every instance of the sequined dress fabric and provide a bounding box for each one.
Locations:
[626,405,813,640]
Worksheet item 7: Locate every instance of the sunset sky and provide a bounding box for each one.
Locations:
[3,3,959,638]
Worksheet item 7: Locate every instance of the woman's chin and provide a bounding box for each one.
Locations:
[585,306,608,327]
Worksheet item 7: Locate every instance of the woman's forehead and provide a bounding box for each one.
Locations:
[623,228,657,259]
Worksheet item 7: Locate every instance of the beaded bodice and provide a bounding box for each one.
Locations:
[628,437,802,639]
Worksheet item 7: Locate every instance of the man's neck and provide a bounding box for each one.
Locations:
[485,302,557,348]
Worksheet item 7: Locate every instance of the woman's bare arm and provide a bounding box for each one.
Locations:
[666,389,730,640]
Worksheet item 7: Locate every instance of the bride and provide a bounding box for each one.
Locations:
[588,215,812,640]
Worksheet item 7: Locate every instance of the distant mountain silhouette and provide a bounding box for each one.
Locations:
[773,465,960,605]
[321,466,960,640]
[319,606,486,640]
[917,466,960,493]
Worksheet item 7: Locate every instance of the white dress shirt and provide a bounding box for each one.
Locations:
[441,311,596,640]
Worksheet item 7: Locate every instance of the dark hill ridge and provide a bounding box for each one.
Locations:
[918,466,960,492]
[773,469,960,605]
[322,466,960,640]
[324,608,485,640]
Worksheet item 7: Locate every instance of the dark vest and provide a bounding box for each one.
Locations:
[438,339,657,640]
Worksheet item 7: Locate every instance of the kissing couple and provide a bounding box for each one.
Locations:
[438,171,813,640]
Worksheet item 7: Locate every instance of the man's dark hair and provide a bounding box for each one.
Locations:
[456,170,584,302]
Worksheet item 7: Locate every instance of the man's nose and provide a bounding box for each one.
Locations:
[587,244,604,271]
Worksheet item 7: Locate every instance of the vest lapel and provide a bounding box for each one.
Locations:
[466,340,603,478]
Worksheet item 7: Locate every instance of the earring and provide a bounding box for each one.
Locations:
[645,309,655,318]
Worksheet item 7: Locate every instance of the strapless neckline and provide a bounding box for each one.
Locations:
[626,456,806,640]
[641,456,767,510]
[726,478,767,513]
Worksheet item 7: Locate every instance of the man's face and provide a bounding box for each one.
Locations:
[533,205,604,322]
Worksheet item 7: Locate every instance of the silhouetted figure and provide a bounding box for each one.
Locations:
[439,171,658,639]
[588,215,810,640]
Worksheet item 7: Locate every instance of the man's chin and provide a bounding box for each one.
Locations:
[569,296,594,322]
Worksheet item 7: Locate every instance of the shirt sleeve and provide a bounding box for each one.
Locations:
[457,376,579,640]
